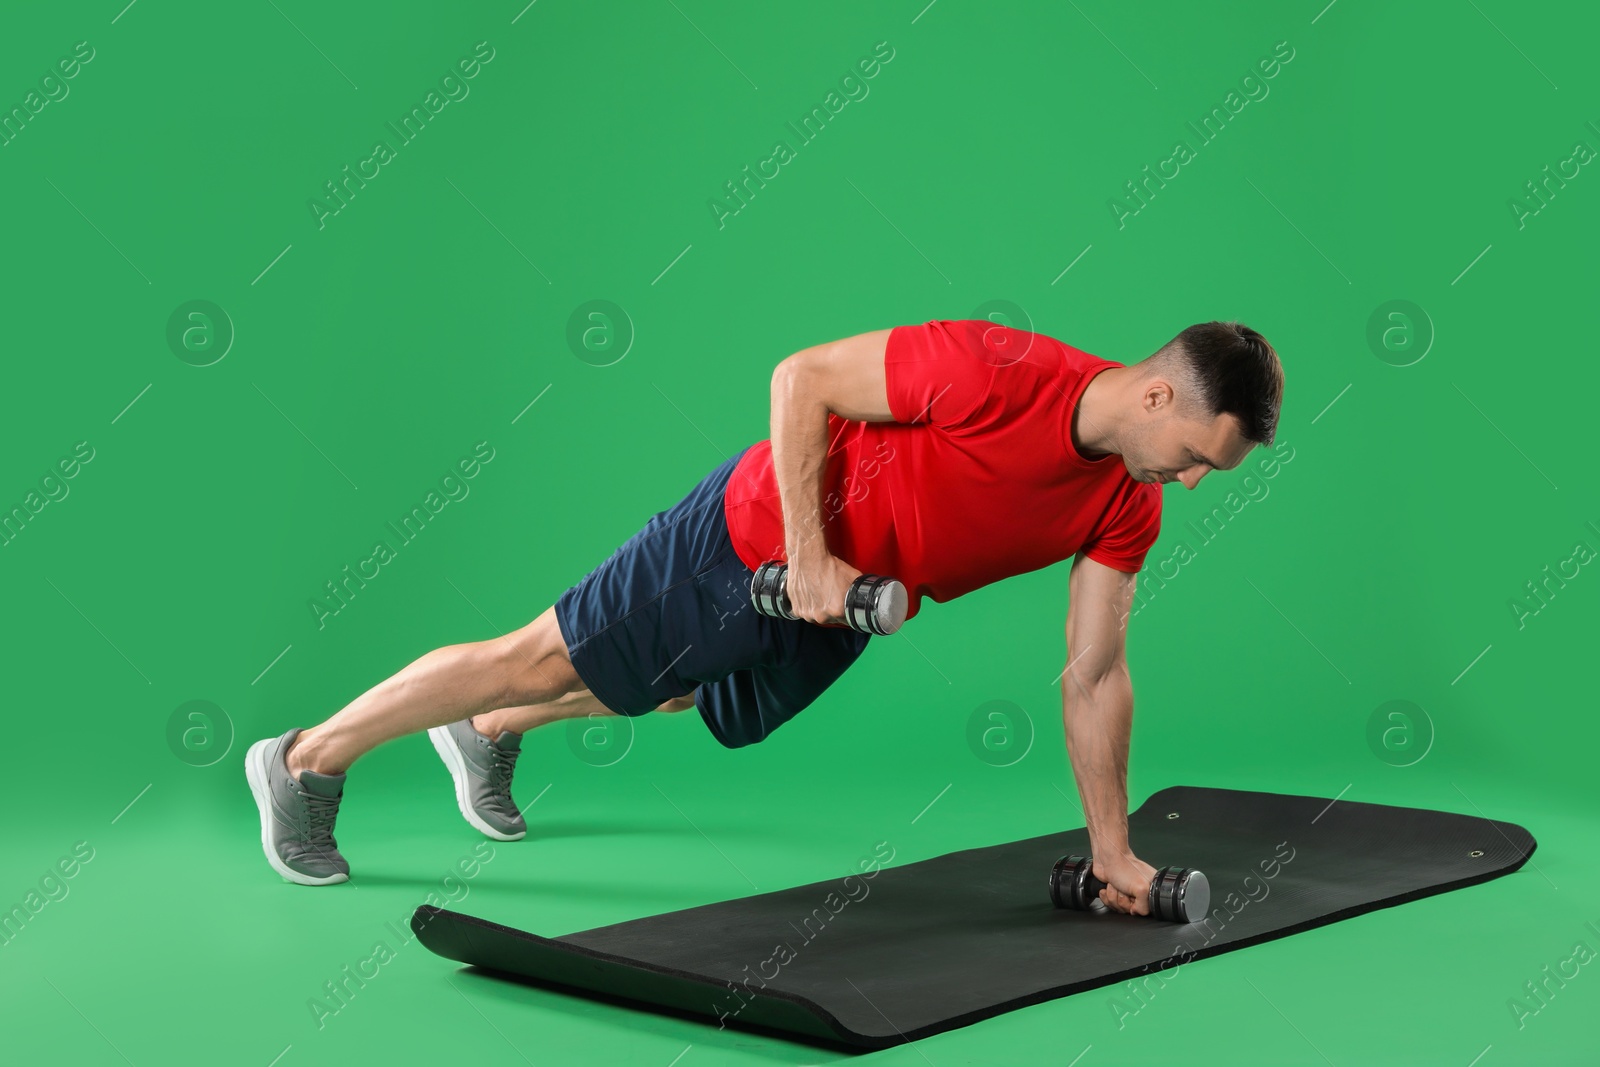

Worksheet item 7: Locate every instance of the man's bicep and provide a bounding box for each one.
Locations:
[1065,552,1137,683]
[778,330,895,423]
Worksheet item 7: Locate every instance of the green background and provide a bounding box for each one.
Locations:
[2,1,1596,1064]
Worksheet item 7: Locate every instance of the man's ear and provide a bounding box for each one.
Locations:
[1142,378,1175,414]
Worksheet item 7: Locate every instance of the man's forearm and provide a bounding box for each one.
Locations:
[1062,667,1134,857]
[770,358,831,563]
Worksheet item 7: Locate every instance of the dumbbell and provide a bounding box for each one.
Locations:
[1049,854,1210,924]
[750,561,908,636]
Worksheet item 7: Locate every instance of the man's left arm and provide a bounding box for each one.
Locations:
[1061,551,1158,915]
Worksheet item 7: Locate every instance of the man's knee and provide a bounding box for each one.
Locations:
[485,607,581,707]
[655,693,695,713]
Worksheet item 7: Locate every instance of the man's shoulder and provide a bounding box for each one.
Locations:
[931,319,1118,378]
[1105,474,1164,536]
[887,321,1125,430]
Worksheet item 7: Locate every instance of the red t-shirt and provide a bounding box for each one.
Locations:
[722,319,1162,620]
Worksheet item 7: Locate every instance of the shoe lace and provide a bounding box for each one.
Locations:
[302,789,341,851]
[485,744,521,807]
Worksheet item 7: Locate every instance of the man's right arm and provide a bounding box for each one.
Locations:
[1062,551,1156,914]
[769,329,896,625]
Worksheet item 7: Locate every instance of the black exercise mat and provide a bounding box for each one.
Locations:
[413,785,1536,1049]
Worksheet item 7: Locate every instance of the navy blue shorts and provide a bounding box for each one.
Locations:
[553,447,870,749]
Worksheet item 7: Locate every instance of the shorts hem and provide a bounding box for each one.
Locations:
[554,589,653,717]
[557,538,752,718]
[694,696,739,749]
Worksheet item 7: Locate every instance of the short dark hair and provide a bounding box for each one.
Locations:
[1144,321,1284,445]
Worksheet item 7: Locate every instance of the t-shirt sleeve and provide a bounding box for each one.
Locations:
[1081,482,1162,574]
[885,320,1052,433]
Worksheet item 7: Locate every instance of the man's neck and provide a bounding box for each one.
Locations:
[1071,366,1125,459]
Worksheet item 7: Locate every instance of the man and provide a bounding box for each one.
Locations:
[246,318,1284,915]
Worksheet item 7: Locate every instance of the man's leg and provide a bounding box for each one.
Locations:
[426,686,697,841]
[472,689,695,737]
[285,606,582,778]
[247,605,590,884]
[249,442,748,884]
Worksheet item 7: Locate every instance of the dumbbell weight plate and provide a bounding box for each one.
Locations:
[844,574,907,636]
[1049,854,1105,912]
[751,561,795,620]
[1150,865,1209,923]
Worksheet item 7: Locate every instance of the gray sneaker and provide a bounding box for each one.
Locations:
[245,728,351,885]
[429,720,527,841]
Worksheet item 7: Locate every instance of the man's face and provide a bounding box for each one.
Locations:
[1123,384,1255,489]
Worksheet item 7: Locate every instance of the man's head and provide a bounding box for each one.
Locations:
[1118,321,1284,488]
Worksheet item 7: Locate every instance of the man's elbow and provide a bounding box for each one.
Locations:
[1097,660,1133,688]
[1066,658,1131,697]
[769,360,792,418]
[771,351,814,405]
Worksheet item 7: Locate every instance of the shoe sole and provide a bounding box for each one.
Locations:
[245,737,349,886]
[428,726,526,842]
